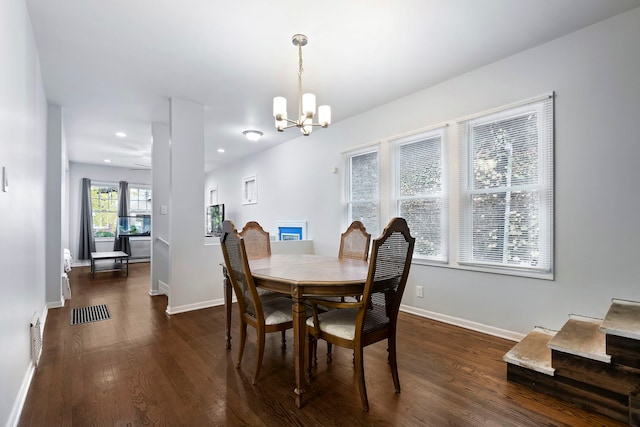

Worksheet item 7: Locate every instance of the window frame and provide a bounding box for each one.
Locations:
[457,95,554,278]
[90,182,119,239]
[391,126,448,263]
[342,93,554,280]
[343,144,381,238]
[129,185,152,215]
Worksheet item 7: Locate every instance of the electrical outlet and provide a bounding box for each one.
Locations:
[416,286,423,298]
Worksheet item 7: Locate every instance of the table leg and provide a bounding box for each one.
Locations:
[292,288,306,408]
[223,266,232,350]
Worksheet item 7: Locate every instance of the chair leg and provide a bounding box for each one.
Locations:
[312,337,318,367]
[327,342,333,363]
[388,335,400,393]
[281,330,286,350]
[306,334,315,379]
[354,346,369,412]
[253,326,266,385]
[237,322,247,368]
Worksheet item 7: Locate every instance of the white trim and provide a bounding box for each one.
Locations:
[209,185,218,205]
[158,280,169,296]
[454,92,554,124]
[400,304,524,342]
[7,306,48,427]
[7,363,35,427]
[165,298,224,315]
[47,299,64,309]
[242,175,257,205]
[387,121,450,143]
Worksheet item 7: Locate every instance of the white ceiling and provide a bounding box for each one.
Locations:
[25,0,639,172]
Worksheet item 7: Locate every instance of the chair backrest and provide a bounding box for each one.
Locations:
[220,220,262,319]
[357,217,415,338]
[239,221,271,260]
[338,221,371,261]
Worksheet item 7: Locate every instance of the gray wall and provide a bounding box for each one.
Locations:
[206,8,640,338]
[0,0,48,424]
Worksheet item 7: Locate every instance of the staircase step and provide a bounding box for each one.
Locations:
[601,299,640,369]
[504,326,630,424]
[503,327,556,375]
[547,315,611,363]
[601,299,640,340]
[506,364,629,424]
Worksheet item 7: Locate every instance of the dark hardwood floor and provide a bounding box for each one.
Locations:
[19,263,624,426]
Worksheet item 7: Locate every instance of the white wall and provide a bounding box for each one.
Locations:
[206,8,640,338]
[167,98,210,313]
[68,162,151,261]
[45,104,65,306]
[0,0,48,425]
[151,122,170,295]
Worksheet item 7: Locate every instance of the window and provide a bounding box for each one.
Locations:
[91,183,151,237]
[393,127,448,262]
[209,186,218,205]
[129,186,151,215]
[91,184,119,237]
[458,95,554,274]
[344,146,380,237]
[242,175,257,205]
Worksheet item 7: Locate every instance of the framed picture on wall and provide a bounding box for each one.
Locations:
[276,221,307,241]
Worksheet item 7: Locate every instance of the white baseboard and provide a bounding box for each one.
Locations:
[7,362,35,427]
[8,305,49,427]
[165,298,225,315]
[47,298,65,309]
[400,304,524,342]
[158,280,169,296]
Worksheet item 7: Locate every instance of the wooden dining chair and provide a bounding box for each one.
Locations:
[220,220,293,385]
[306,217,415,411]
[338,220,371,261]
[315,221,372,362]
[239,221,271,259]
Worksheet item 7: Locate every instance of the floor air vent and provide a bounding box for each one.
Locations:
[71,304,111,325]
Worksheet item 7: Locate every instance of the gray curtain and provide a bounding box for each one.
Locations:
[113,181,131,255]
[78,178,95,259]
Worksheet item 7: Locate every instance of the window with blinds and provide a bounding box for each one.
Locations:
[458,95,554,274]
[345,147,380,238]
[393,127,448,261]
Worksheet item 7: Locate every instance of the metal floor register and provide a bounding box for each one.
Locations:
[71,304,111,325]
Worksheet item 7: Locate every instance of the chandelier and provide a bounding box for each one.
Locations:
[273,34,331,136]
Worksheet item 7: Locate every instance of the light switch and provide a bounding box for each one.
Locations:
[160,205,168,215]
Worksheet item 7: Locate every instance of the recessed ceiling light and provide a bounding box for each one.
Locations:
[243,130,263,142]
[115,132,127,138]
[104,159,112,163]
[217,148,225,153]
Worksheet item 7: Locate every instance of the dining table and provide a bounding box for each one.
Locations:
[221,253,369,408]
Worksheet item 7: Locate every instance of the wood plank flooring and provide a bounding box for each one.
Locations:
[18,263,625,426]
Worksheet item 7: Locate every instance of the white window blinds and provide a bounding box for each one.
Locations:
[394,127,448,261]
[345,147,380,237]
[458,94,554,273]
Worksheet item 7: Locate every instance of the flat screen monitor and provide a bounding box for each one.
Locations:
[207,204,225,237]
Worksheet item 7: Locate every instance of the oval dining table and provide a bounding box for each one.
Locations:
[222,254,369,408]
